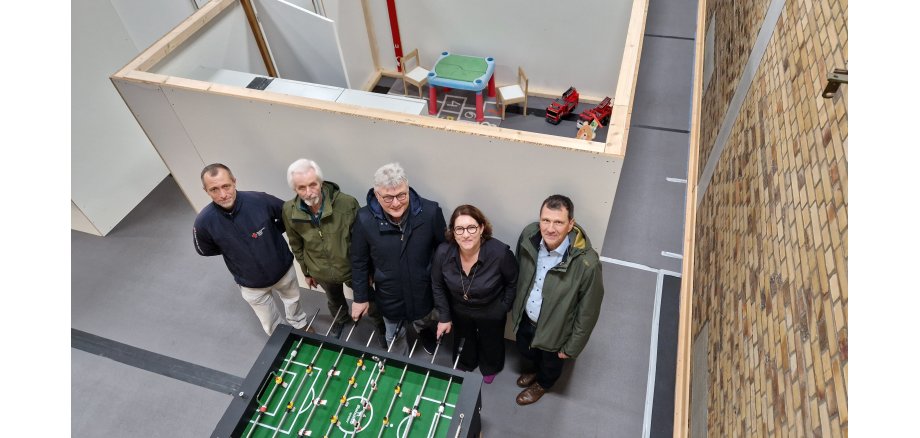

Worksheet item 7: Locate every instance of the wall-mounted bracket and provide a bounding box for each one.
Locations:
[822,67,848,98]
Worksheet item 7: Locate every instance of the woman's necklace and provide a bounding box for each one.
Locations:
[460,265,477,301]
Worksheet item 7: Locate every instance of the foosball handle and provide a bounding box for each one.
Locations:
[452,339,466,369]
[453,413,465,438]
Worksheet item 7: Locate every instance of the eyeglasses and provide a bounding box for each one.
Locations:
[377,191,408,204]
[453,225,480,235]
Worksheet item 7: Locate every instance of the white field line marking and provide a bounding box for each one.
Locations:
[641,271,665,438]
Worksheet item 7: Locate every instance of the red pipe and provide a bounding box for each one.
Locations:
[386,0,404,72]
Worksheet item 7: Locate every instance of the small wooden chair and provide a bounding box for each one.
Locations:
[399,49,429,98]
[497,67,528,119]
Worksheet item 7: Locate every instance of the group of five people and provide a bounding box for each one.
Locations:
[193,160,604,406]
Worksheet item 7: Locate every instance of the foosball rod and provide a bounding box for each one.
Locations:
[401,339,442,438]
[323,330,378,437]
[376,339,420,438]
[268,306,346,438]
[352,320,405,436]
[245,307,321,438]
[294,320,361,436]
[425,339,465,438]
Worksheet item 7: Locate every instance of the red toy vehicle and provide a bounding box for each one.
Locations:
[545,86,579,124]
[577,96,612,128]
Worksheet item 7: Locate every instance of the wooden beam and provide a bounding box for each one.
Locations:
[604,0,650,156]
[114,70,608,155]
[360,0,380,71]
[673,0,707,436]
[112,0,236,77]
[240,0,278,78]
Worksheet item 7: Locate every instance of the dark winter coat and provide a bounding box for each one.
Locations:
[193,191,293,288]
[350,187,446,321]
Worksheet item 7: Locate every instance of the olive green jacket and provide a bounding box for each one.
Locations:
[282,181,359,284]
[511,222,605,358]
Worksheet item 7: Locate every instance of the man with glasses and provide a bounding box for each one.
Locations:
[510,194,605,405]
[350,163,447,354]
[193,163,311,336]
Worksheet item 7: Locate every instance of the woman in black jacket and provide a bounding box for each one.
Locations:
[431,205,518,383]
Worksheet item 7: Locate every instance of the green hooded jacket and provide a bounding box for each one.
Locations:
[511,221,605,358]
[282,181,359,284]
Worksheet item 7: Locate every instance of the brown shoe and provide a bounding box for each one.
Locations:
[516,373,537,388]
[515,383,546,406]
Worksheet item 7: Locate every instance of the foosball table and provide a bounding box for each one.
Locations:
[212,321,482,437]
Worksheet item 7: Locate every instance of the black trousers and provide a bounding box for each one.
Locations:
[316,280,351,325]
[453,312,507,375]
[317,280,384,329]
[515,316,565,389]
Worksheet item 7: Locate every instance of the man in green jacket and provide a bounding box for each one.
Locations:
[511,194,605,405]
[282,159,384,344]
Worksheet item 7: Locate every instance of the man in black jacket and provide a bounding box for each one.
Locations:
[350,163,447,354]
[193,163,310,336]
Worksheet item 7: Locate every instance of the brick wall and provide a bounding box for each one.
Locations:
[692,0,847,436]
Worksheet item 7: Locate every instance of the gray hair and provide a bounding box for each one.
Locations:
[286,158,323,189]
[373,162,408,189]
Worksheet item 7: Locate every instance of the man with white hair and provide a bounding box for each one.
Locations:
[281,158,385,345]
[350,163,447,354]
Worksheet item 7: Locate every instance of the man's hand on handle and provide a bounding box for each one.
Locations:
[351,301,369,321]
[436,322,452,339]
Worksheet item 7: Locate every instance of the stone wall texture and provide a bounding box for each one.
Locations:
[692,0,847,436]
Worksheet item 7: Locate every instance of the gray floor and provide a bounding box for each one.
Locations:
[71,1,696,436]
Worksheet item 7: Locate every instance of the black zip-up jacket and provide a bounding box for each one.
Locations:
[350,187,446,321]
[193,191,293,288]
[430,237,518,322]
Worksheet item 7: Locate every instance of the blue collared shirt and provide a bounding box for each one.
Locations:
[525,236,570,322]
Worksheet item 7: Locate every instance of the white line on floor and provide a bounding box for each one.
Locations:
[641,271,665,438]
[599,256,682,277]
[666,177,687,184]
[661,251,683,259]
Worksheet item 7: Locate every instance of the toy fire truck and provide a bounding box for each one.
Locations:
[576,96,612,128]
[545,87,579,124]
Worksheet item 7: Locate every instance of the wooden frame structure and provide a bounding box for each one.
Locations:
[672,0,707,436]
[112,0,646,154]
[109,0,649,258]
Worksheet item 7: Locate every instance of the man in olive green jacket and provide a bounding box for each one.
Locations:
[511,194,604,405]
[282,159,383,342]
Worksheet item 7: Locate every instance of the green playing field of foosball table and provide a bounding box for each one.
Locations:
[212,324,482,438]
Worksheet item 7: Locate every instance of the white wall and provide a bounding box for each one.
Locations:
[329,1,376,89]
[255,0,350,87]
[113,79,624,254]
[110,0,197,50]
[152,4,269,79]
[72,0,187,235]
[367,0,634,97]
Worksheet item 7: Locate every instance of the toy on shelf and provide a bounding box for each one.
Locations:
[576,96,612,129]
[545,86,579,124]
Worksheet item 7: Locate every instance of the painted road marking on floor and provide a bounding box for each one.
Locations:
[599,256,681,278]
[641,271,666,438]
[661,251,683,259]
